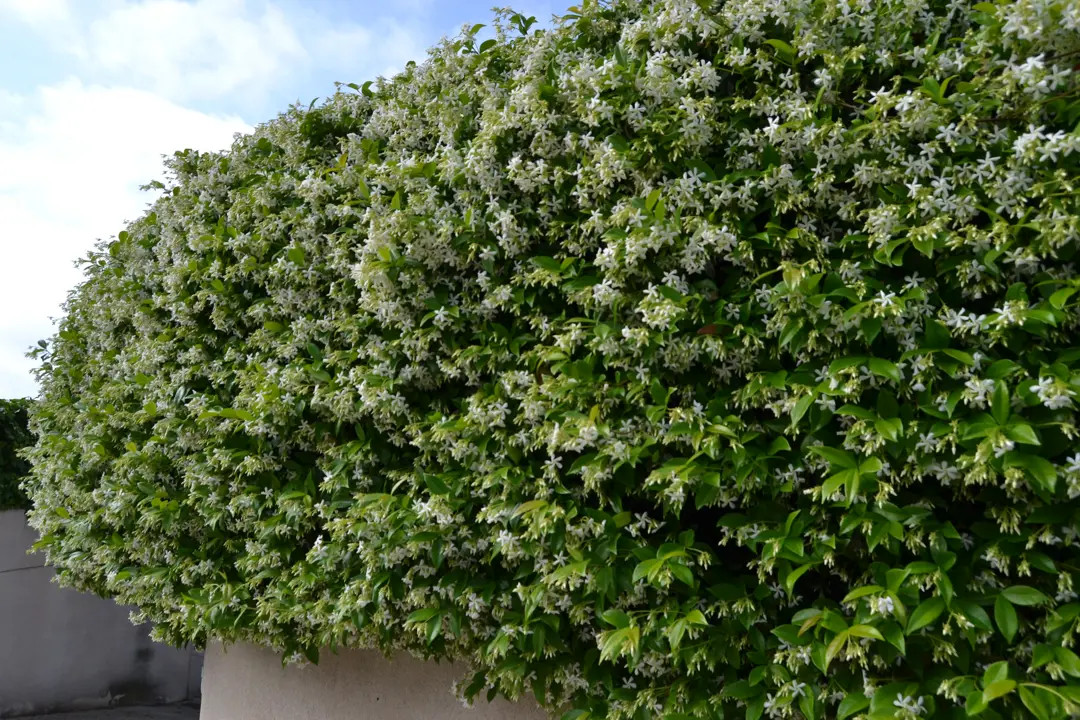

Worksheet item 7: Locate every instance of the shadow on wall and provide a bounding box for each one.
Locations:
[0,510,202,718]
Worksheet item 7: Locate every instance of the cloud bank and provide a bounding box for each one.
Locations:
[0,0,427,397]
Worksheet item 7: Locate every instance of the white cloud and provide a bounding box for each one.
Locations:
[0,79,250,397]
[0,0,71,24]
[0,0,430,398]
[310,20,426,83]
[81,0,307,103]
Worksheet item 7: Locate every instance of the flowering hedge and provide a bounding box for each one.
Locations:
[23,0,1080,718]
[0,399,32,510]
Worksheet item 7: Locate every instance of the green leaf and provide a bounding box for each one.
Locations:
[906,561,937,574]
[601,609,631,628]
[685,609,708,626]
[957,599,994,631]
[1004,453,1058,493]
[868,357,901,383]
[1002,585,1049,606]
[860,317,882,344]
[1055,646,1080,677]
[807,446,857,469]
[720,680,755,700]
[406,608,441,624]
[513,499,548,517]
[859,456,883,475]
[531,256,565,273]
[424,474,451,495]
[666,619,688,651]
[966,689,987,716]
[780,318,805,348]
[995,595,1018,643]
[876,391,899,419]
[645,188,662,211]
[983,661,1009,687]
[874,417,902,441]
[650,379,669,406]
[1004,423,1040,445]
[785,563,814,595]
[906,597,945,634]
[987,359,1022,379]
[1018,686,1052,720]
[561,711,590,720]
[886,568,911,592]
[880,621,905,655]
[924,319,950,349]
[1027,308,1057,325]
[822,468,857,498]
[670,562,694,586]
[847,624,883,641]
[992,380,1010,425]
[790,393,814,427]
[942,348,975,366]
[746,695,765,720]
[824,631,848,669]
[835,404,877,421]
[427,615,442,644]
[763,38,796,58]
[768,436,791,454]
[1050,287,1076,309]
[842,585,885,603]
[983,679,1016,701]
[1032,644,1055,669]
[599,626,640,662]
[836,694,869,720]
[633,559,661,583]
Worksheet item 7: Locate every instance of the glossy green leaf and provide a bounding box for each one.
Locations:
[907,597,945,634]
[1002,586,1049,606]
[1004,453,1058,493]
[868,357,901,383]
[995,595,1018,643]
[836,694,869,720]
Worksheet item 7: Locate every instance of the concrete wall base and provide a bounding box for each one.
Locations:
[0,510,201,717]
[199,642,548,720]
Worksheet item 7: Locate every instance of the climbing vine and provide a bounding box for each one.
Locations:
[24,0,1080,717]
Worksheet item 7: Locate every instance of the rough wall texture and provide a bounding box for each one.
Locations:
[200,642,549,720]
[0,510,202,717]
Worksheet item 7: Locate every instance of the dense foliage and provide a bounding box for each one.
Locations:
[24,0,1080,717]
[1,399,33,510]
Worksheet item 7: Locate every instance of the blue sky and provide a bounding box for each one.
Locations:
[0,0,558,398]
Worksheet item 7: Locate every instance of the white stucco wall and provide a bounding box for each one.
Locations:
[0,510,202,717]
[200,642,549,720]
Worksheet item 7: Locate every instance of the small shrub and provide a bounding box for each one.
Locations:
[0,399,33,511]
[25,0,1080,717]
